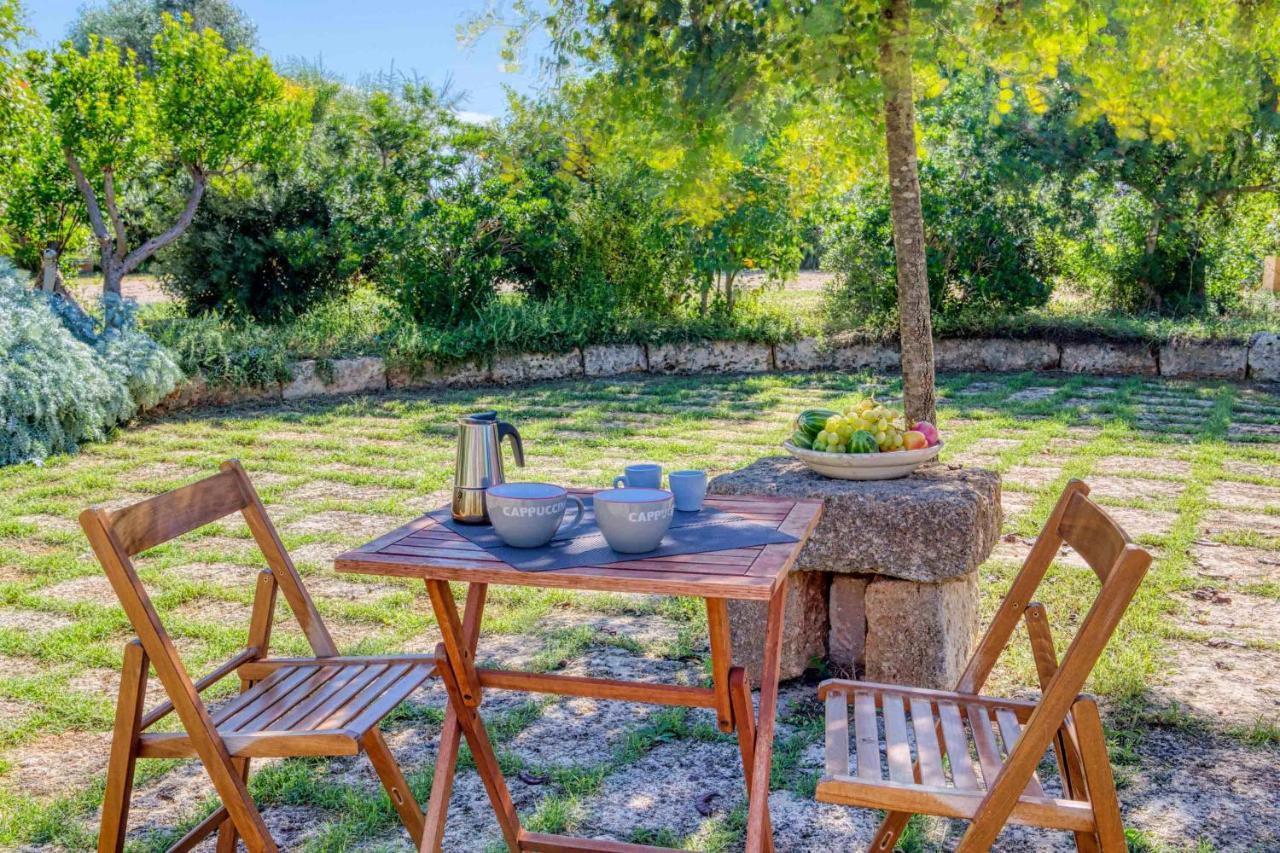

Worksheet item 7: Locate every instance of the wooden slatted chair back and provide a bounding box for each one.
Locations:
[956,479,1148,697]
[955,479,1150,849]
[82,459,338,669]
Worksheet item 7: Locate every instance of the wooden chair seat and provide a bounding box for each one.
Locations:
[818,680,1096,833]
[138,660,434,759]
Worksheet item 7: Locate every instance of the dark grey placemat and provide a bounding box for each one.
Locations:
[429,496,797,572]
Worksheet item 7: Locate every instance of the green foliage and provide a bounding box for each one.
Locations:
[823,159,1053,327]
[160,174,356,321]
[39,12,308,300]
[69,0,258,68]
[0,260,181,465]
[0,75,88,276]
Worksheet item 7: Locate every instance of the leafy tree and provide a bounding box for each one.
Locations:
[69,0,257,67]
[40,14,305,303]
[506,0,1280,426]
[0,91,88,291]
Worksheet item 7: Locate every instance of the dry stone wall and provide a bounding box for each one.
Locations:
[149,333,1280,414]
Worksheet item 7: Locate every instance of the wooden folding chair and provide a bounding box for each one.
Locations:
[81,460,431,853]
[816,479,1151,852]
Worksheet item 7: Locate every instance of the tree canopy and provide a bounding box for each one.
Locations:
[36,13,306,300]
[68,0,257,67]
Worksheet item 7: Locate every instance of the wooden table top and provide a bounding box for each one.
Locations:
[335,491,823,601]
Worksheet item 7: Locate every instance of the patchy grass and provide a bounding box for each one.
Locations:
[0,370,1277,850]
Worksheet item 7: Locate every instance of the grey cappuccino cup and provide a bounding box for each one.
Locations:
[594,487,675,554]
[486,483,585,548]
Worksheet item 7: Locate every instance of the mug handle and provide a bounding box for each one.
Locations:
[556,495,586,537]
[612,475,627,488]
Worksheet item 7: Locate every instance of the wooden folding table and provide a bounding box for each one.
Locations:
[336,491,822,853]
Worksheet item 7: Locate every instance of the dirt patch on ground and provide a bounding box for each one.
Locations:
[42,575,118,606]
[1086,475,1186,502]
[1122,727,1280,851]
[1208,480,1280,510]
[1174,589,1280,647]
[1190,542,1280,585]
[0,608,73,633]
[3,730,111,800]
[1202,509,1280,539]
[1151,640,1280,728]
[1221,460,1280,480]
[575,739,748,843]
[283,511,404,540]
[1003,465,1062,490]
[1094,456,1193,478]
[1099,505,1178,539]
[999,491,1039,530]
[286,480,403,504]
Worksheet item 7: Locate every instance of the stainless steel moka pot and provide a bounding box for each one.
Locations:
[452,411,524,523]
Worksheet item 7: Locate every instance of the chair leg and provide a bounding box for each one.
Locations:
[215,757,251,853]
[867,812,913,852]
[362,728,425,845]
[1074,699,1126,853]
[98,641,148,853]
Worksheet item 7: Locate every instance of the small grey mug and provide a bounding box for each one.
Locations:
[486,483,585,548]
[668,470,708,512]
[613,463,662,489]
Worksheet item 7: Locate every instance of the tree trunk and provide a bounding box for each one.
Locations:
[41,248,59,293]
[879,0,936,425]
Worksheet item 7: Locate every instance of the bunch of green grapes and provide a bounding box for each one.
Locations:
[844,398,906,451]
[812,413,855,453]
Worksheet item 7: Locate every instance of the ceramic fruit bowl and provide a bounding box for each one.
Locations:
[782,440,943,481]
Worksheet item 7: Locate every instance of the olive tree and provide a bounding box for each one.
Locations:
[42,14,304,301]
[69,0,257,68]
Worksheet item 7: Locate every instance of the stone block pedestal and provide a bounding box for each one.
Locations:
[709,457,1000,688]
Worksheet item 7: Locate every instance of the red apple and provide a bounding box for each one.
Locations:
[902,430,929,450]
[913,420,940,446]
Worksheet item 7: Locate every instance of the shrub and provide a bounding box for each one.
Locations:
[0,260,182,465]
[822,162,1054,331]
[160,177,356,322]
[144,310,291,389]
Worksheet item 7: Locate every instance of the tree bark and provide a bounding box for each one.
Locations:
[879,0,936,425]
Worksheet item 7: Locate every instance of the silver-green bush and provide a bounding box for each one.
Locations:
[0,260,183,465]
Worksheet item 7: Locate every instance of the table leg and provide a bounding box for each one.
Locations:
[728,667,774,853]
[705,599,734,733]
[744,585,786,853]
[425,580,482,706]
[433,643,522,852]
[421,582,487,852]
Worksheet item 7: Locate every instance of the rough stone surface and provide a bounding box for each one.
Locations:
[1159,340,1248,379]
[1060,342,1158,376]
[156,374,282,411]
[828,575,869,674]
[282,356,387,400]
[583,343,647,376]
[1249,332,1280,382]
[647,340,772,374]
[726,570,828,683]
[491,350,583,384]
[864,573,979,689]
[934,338,1060,373]
[829,342,901,372]
[709,456,1001,582]
[773,337,823,371]
[386,358,490,389]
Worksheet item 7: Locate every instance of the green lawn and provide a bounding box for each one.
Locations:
[1,370,1277,851]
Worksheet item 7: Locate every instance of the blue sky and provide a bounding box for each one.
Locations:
[22,0,545,119]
